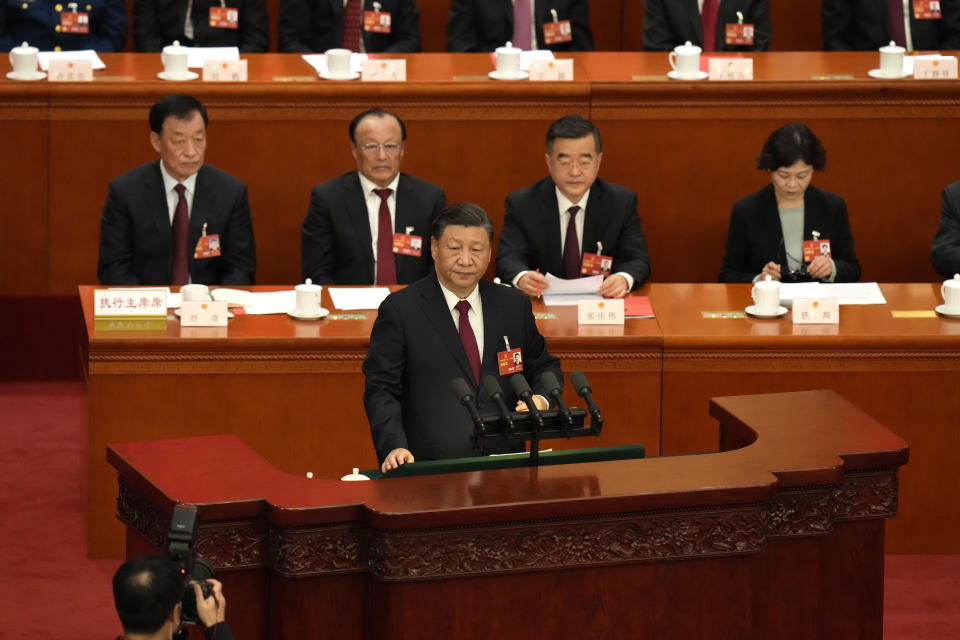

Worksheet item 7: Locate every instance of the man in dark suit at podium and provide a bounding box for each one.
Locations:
[301,108,445,285]
[363,203,561,472]
[496,115,650,299]
[98,94,256,286]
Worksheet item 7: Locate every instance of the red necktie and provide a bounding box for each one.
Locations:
[888,0,907,47]
[171,183,189,285]
[455,300,481,384]
[341,0,362,51]
[512,0,533,50]
[562,205,581,279]
[374,188,396,285]
[701,0,719,51]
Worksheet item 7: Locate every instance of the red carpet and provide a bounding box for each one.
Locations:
[0,382,956,638]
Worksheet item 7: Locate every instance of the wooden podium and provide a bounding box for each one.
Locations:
[108,390,908,640]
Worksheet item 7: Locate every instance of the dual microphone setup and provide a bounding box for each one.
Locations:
[451,371,603,465]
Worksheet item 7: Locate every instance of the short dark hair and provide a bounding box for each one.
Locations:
[149,94,208,135]
[431,202,495,242]
[546,115,602,154]
[756,123,826,172]
[349,108,407,143]
[113,555,185,634]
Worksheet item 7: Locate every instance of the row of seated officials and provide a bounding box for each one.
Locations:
[96,93,960,298]
[4,0,960,54]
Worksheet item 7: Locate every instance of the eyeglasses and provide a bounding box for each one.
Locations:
[358,143,402,156]
[554,157,596,171]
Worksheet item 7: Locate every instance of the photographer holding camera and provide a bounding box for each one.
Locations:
[113,555,235,640]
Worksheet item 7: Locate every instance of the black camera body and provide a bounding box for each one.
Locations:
[167,504,216,626]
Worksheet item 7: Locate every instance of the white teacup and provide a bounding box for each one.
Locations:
[495,43,522,77]
[324,48,352,77]
[295,279,323,316]
[180,283,210,302]
[879,41,905,77]
[942,274,960,312]
[751,276,781,314]
[669,41,701,78]
[161,40,189,77]
[9,42,39,77]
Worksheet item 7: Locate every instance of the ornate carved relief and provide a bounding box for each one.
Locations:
[833,472,898,520]
[765,488,833,538]
[268,527,363,576]
[116,477,168,549]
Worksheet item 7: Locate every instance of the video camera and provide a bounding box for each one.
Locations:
[167,504,216,626]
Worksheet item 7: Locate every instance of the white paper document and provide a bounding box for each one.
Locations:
[38,49,105,71]
[329,287,390,310]
[520,50,555,71]
[541,273,603,306]
[187,47,240,68]
[301,53,368,75]
[243,290,296,315]
[779,282,886,305]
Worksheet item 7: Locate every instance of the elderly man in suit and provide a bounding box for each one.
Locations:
[446,0,593,52]
[98,94,256,286]
[301,108,445,285]
[364,202,562,472]
[496,115,651,299]
[279,0,421,52]
[642,0,771,52]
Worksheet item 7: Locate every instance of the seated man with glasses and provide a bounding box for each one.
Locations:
[496,115,651,299]
[301,108,446,285]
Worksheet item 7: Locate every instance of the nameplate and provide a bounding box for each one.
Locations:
[792,298,839,324]
[708,57,753,81]
[202,59,248,82]
[913,56,958,79]
[94,289,167,317]
[48,59,93,82]
[529,59,574,81]
[180,300,229,326]
[577,299,624,325]
[361,59,406,81]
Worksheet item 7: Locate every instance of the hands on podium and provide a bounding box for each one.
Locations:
[382,448,415,472]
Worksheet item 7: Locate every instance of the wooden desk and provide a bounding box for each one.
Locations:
[81,285,662,556]
[651,282,960,553]
[3,52,957,301]
[108,390,908,640]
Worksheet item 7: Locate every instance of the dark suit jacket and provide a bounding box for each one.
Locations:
[133,0,269,51]
[931,180,960,277]
[496,176,651,290]
[98,161,256,286]
[1,0,127,52]
[823,0,960,50]
[719,184,860,283]
[363,275,562,463]
[279,0,421,53]
[446,0,593,52]
[301,171,445,285]
[643,0,771,51]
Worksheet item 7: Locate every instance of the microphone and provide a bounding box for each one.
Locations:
[451,378,485,432]
[570,370,602,426]
[540,371,574,436]
[510,374,544,430]
[482,375,515,435]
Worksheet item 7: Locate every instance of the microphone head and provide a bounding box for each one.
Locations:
[482,375,504,398]
[570,370,591,395]
[509,373,532,397]
[451,377,474,404]
[540,371,561,394]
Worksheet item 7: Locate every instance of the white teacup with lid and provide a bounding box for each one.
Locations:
[942,273,960,313]
[9,42,39,78]
[495,42,522,78]
[324,48,352,78]
[751,274,781,315]
[161,40,190,78]
[879,40,906,77]
[295,278,323,316]
[669,41,702,79]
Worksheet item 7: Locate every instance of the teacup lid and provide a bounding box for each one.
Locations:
[340,467,370,481]
[756,274,779,287]
[12,41,37,54]
[675,40,702,54]
[880,40,905,53]
[496,41,521,54]
[163,39,187,53]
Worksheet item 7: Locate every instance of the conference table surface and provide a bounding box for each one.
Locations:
[83,282,958,557]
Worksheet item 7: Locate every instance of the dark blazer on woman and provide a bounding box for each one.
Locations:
[719,183,860,283]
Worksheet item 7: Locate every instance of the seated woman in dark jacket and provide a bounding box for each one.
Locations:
[719,123,861,283]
